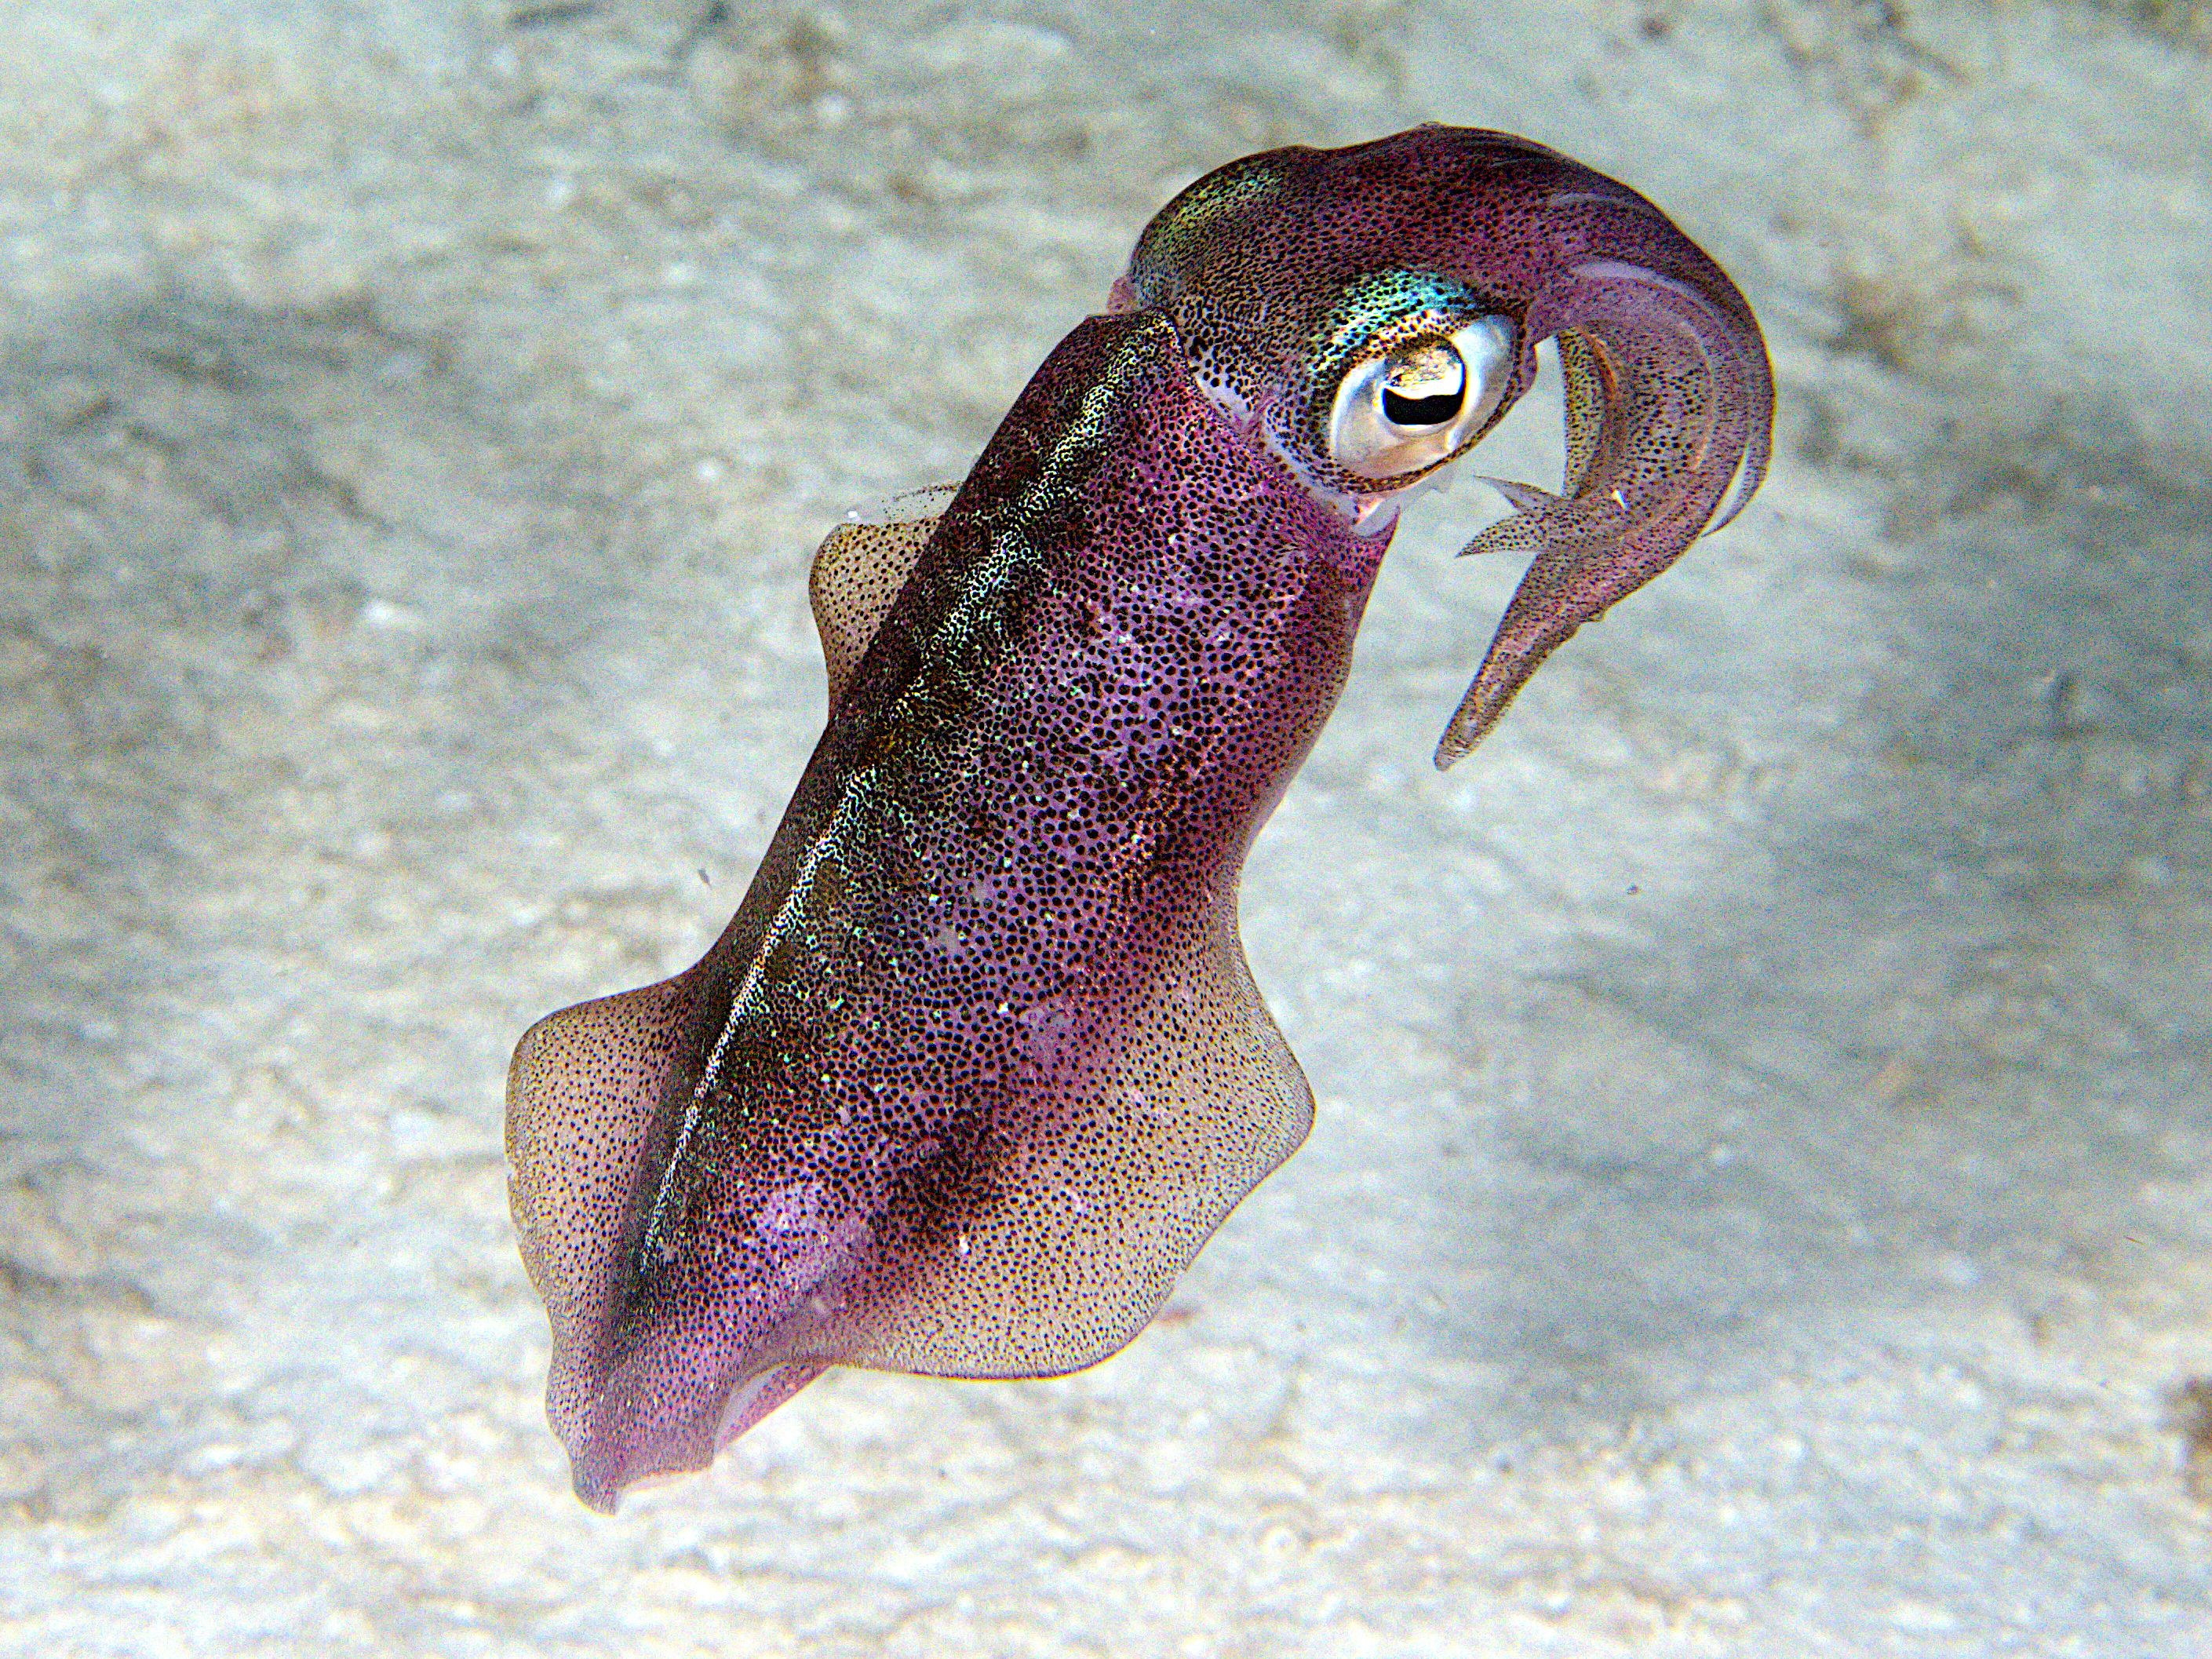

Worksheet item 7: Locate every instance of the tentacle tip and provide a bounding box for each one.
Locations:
[1476,475,1566,516]
[1432,695,1503,769]
[1433,719,1491,769]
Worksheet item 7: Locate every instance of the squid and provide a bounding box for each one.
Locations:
[506,126,1773,1511]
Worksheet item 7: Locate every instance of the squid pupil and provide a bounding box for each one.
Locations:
[1380,385,1463,427]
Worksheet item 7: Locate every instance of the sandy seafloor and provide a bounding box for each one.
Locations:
[3,0,2209,1653]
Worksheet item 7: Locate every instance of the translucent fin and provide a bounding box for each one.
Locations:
[836,913,1314,1381]
[505,975,695,1497]
[807,484,956,704]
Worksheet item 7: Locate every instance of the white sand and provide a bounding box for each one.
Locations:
[4,1,2207,1653]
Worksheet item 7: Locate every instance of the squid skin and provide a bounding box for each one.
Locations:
[506,126,1773,1511]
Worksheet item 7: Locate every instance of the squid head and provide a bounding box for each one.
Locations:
[505,126,1773,1511]
[1117,123,1772,759]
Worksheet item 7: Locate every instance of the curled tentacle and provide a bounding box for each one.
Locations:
[1439,256,1772,763]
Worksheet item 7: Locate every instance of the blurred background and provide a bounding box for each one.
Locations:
[3,2,2207,1653]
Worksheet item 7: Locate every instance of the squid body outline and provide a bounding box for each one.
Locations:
[506,125,1774,1511]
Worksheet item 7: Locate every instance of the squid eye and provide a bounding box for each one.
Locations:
[1325,315,1515,481]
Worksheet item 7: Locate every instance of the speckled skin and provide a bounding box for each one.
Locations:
[507,127,1773,1511]
[1119,126,1773,759]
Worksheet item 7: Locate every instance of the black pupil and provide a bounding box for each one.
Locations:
[1380,385,1463,427]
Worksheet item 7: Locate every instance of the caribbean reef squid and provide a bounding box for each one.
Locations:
[505,126,1773,1510]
